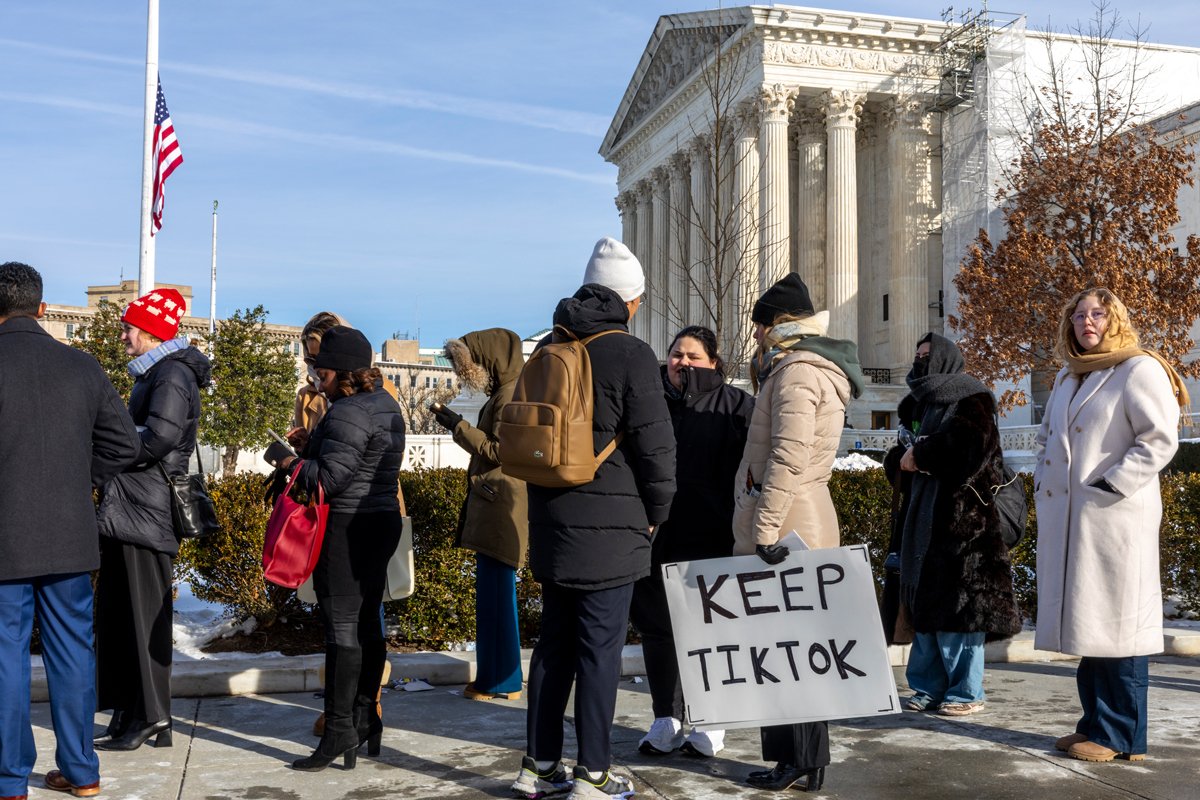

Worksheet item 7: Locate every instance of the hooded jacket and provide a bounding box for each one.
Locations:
[97,346,212,556]
[653,365,754,566]
[882,333,1022,640]
[527,284,676,590]
[444,328,529,569]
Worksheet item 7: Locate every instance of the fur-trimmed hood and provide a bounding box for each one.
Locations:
[444,328,523,395]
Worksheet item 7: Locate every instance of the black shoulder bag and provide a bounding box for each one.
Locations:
[158,446,221,540]
[964,452,1028,549]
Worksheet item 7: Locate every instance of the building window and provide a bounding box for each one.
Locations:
[425,377,433,388]
[410,374,417,388]
[65,323,76,340]
[882,294,889,322]
[445,377,452,389]
[871,411,892,430]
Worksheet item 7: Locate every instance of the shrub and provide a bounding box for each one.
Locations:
[1165,440,1200,474]
[176,472,299,624]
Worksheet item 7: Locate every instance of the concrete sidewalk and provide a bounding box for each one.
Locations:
[21,652,1200,799]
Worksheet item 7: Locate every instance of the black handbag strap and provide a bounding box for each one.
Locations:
[155,441,205,482]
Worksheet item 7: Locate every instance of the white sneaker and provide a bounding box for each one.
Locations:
[680,727,725,758]
[637,716,683,755]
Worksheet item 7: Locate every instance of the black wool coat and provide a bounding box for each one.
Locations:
[527,284,677,590]
[294,381,406,514]
[0,318,140,580]
[883,392,1022,641]
[97,346,212,556]
[652,365,754,567]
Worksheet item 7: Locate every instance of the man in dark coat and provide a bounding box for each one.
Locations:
[883,333,1022,718]
[512,237,676,800]
[0,262,140,799]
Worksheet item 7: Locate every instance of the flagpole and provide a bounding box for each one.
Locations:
[209,200,218,345]
[137,0,160,293]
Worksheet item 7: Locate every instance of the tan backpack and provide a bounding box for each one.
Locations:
[498,325,625,488]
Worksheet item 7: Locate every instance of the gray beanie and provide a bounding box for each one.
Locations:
[583,236,645,302]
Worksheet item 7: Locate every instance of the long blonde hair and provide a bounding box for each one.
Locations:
[1053,287,1137,362]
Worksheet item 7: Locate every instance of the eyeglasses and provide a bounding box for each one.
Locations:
[1071,309,1108,325]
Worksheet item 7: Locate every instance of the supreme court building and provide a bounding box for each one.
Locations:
[600,5,1200,427]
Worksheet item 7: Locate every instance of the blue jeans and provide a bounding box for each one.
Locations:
[1075,656,1148,755]
[0,573,100,796]
[473,553,522,695]
[906,631,987,705]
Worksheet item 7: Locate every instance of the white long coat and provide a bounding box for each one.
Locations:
[1033,356,1179,657]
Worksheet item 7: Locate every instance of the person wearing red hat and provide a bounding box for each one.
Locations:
[93,288,212,753]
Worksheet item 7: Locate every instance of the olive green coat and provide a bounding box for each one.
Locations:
[447,329,528,568]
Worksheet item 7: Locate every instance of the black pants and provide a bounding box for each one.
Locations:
[95,539,173,724]
[629,570,683,720]
[761,722,830,770]
[313,511,402,737]
[527,581,634,772]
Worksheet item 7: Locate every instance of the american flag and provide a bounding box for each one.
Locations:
[150,78,183,235]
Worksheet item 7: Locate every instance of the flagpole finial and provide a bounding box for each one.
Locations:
[213,200,218,212]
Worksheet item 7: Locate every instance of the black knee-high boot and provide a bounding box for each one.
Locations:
[353,639,386,755]
[293,643,362,771]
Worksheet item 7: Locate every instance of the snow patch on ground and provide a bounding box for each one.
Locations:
[172,583,283,661]
[834,453,883,471]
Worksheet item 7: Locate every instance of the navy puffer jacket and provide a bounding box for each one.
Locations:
[97,346,211,556]
[527,284,676,590]
[294,382,406,513]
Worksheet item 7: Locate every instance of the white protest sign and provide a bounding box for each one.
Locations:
[662,544,899,730]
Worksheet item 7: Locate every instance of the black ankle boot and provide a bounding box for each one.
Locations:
[747,763,811,791]
[94,709,130,744]
[802,766,826,792]
[292,730,359,771]
[94,718,171,751]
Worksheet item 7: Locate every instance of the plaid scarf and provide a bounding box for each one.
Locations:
[128,337,190,377]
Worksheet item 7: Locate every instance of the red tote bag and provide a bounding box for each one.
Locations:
[262,461,329,589]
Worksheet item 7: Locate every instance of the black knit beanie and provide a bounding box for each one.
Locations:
[314,325,373,372]
[752,273,814,326]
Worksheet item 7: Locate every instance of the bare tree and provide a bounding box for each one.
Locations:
[392,371,458,435]
[951,1,1199,412]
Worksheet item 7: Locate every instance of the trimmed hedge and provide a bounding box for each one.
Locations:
[176,466,1200,651]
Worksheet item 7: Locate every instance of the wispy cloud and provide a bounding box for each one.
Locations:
[0,38,611,136]
[0,91,614,185]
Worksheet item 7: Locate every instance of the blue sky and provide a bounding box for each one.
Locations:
[3,1,1197,349]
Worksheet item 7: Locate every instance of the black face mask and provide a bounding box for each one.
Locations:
[911,358,930,379]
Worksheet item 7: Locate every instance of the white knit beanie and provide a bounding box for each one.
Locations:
[583,236,645,302]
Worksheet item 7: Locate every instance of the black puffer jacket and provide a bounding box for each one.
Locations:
[97,346,212,556]
[294,381,406,514]
[652,365,754,566]
[527,284,676,590]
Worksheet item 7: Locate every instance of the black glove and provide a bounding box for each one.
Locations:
[755,543,789,565]
[432,405,464,432]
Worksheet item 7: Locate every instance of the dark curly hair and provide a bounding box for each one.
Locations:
[669,325,725,378]
[330,367,383,398]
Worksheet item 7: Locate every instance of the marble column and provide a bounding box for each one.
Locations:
[733,99,761,354]
[793,101,827,310]
[688,137,712,326]
[668,153,691,335]
[759,83,793,290]
[651,165,671,357]
[616,191,637,254]
[885,96,935,369]
[822,89,864,344]
[634,180,654,343]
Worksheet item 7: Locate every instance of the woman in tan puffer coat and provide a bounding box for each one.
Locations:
[733,273,864,794]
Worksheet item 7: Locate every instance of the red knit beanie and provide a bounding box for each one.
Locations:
[122,288,186,341]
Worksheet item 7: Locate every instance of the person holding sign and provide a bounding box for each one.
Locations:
[630,326,753,758]
[882,333,1022,718]
[731,273,864,792]
[1034,289,1183,763]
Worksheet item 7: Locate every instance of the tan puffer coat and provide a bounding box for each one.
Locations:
[732,350,852,553]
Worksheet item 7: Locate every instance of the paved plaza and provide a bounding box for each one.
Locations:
[21,651,1200,799]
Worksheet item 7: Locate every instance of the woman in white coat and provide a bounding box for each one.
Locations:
[1034,287,1188,763]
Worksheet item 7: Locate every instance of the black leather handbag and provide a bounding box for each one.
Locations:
[159,447,221,540]
[965,454,1028,549]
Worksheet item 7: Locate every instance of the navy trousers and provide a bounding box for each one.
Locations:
[1075,655,1149,755]
[629,569,684,720]
[473,553,523,695]
[0,572,100,796]
[527,581,634,772]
